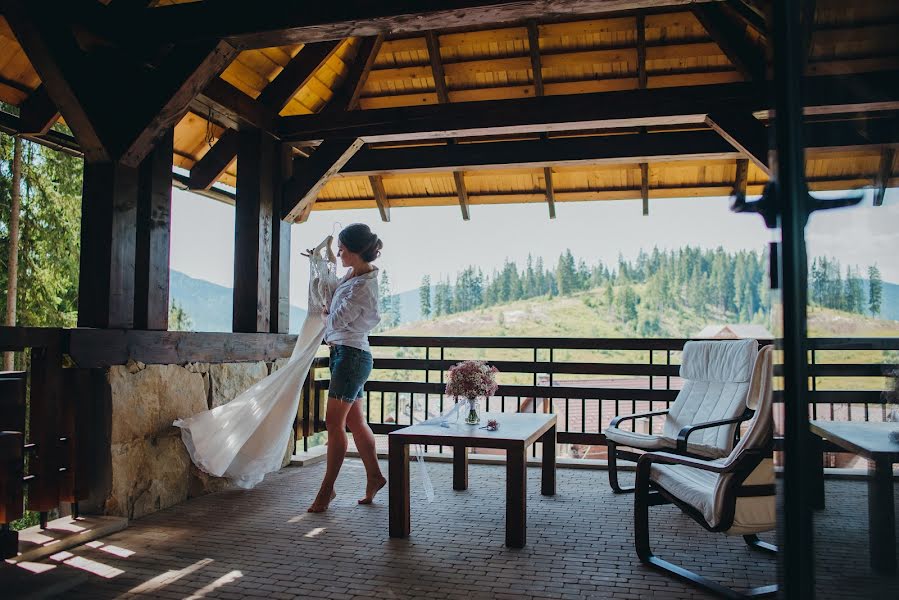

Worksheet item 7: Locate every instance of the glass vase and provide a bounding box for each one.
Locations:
[463,397,481,425]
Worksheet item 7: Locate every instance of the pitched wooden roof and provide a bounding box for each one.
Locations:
[0,1,897,217]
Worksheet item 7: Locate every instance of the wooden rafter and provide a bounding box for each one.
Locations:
[640,162,649,215]
[426,32,450,104]
[327,36,384,113]
[543,166,555,218]
[117,40,237,167]
[705,111,770,175]
[189,42,340,189]
[453,171,470,221]
[279,72,899,144]
[18,85,59,135]
[282,137,364,222]
[368,175,391,222]
[727,0,767,36]
[258,41,342,111]
[527,20,545,97]
[692,2,766,82]
[188,129,239,190]
[873,147,894,207]
[192,78,278,133]
[89,0,715,48]
[636,15,647,89]
[802,0,817,65]
[5,0,109,161]
[733,158,749,197]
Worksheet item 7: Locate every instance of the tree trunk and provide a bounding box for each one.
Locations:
[4,136,22,371]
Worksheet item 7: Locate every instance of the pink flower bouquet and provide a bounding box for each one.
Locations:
[446,360,499,425]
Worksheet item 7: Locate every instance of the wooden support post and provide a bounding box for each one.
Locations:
[543,166,556,219]
[78,162,139,329]
[453,171,470,221]
[640,162,649,216]
[233,128,276,333]
[282,137,364,222]
[873,147,894,207]
[27,340,62,515]
[734,158,749,198]
[270,145,292,334]
[134,129,173,330]
[369,175,391,222]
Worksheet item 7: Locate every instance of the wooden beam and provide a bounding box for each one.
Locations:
[188,129,240,190]
[692,2,766,82]
[369,175,391,222]
[344,131,740,175]
[705,111,770,175]
[78,161,139,328]
[426,32,450,104]
[282,138,364,222]
[873,147,894,207]
[134,129,173,330]
[4,0,108,161]
[258,41,342,112]
[271,145,292,334]
[640,162,649,215]
[453,171,470,221]
[192,78,278,133]
[727,0,767,36]
[527,21,544,97]
[116,40,238,167]
[280,72,899,144]
[802,0,816,66]
[96,1,717,48]
[17,85,59,135]
[234,128,276,333]
[327,36,383,112]
[543,166,555,218]
[733,158,749,197]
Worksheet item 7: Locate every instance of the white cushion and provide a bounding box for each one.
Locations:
[662,380,750,454]
[680,339,758,383]
[651,462,719,526]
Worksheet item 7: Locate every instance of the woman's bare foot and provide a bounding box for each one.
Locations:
[307,489,337,513]
[358,475,387,505]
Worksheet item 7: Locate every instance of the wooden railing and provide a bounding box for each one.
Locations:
[301,336,898,456]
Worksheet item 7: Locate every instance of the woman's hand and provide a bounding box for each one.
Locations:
[300,247,316,258]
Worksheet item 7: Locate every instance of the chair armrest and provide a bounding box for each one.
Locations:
[608,410,669,429]
[637,450,730,474]
[676,412,753,453]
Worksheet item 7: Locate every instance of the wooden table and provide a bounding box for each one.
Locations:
[388,412,557,548]
[809,420,899,574]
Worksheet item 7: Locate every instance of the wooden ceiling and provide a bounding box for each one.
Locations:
[0,0,897,218]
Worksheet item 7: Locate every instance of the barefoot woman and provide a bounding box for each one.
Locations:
[308,224,387,512]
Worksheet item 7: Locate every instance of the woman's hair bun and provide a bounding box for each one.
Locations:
[339,223,382,262]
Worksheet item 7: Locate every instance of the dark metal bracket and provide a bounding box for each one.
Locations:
[730,180,864,230]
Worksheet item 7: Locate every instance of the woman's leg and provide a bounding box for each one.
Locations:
[308,396,354,513]
[346,400,386,504]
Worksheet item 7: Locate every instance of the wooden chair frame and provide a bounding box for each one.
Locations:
[634,446,777,599]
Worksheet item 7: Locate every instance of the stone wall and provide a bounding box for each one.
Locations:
[102,359,292,520]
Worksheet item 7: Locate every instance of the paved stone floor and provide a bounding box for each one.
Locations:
[5,460,898,599]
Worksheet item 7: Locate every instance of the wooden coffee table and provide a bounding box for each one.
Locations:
[809,420,899,574]
[388,412,557,548]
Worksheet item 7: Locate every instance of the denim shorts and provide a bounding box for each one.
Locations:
[328,345,373,403]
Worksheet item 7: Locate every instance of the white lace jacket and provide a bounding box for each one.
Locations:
[324,267,381,352]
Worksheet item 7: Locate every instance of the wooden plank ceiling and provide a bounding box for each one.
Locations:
[0,0,897,215]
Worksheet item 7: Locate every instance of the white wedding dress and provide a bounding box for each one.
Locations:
[174,245,338,489]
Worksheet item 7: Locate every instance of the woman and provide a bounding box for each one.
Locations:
[308,223,386,513]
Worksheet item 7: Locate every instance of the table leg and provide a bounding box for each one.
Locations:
[453,444,468,491]
[389,438,410,539]
[541,425,556,496]
[810,432,825,510]
[868,457,896,574]
[506,445,526,548]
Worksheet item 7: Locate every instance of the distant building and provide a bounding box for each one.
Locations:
[696,324,774,340]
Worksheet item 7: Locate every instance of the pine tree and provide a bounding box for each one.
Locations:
[419,275,432,319]
[868,264,883,316]
[169,301,193,331]
[378,270,400,329]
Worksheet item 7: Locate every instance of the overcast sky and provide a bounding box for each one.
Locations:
[170,188,898,307]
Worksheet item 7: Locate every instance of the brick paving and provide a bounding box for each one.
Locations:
[6,460,898,599]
